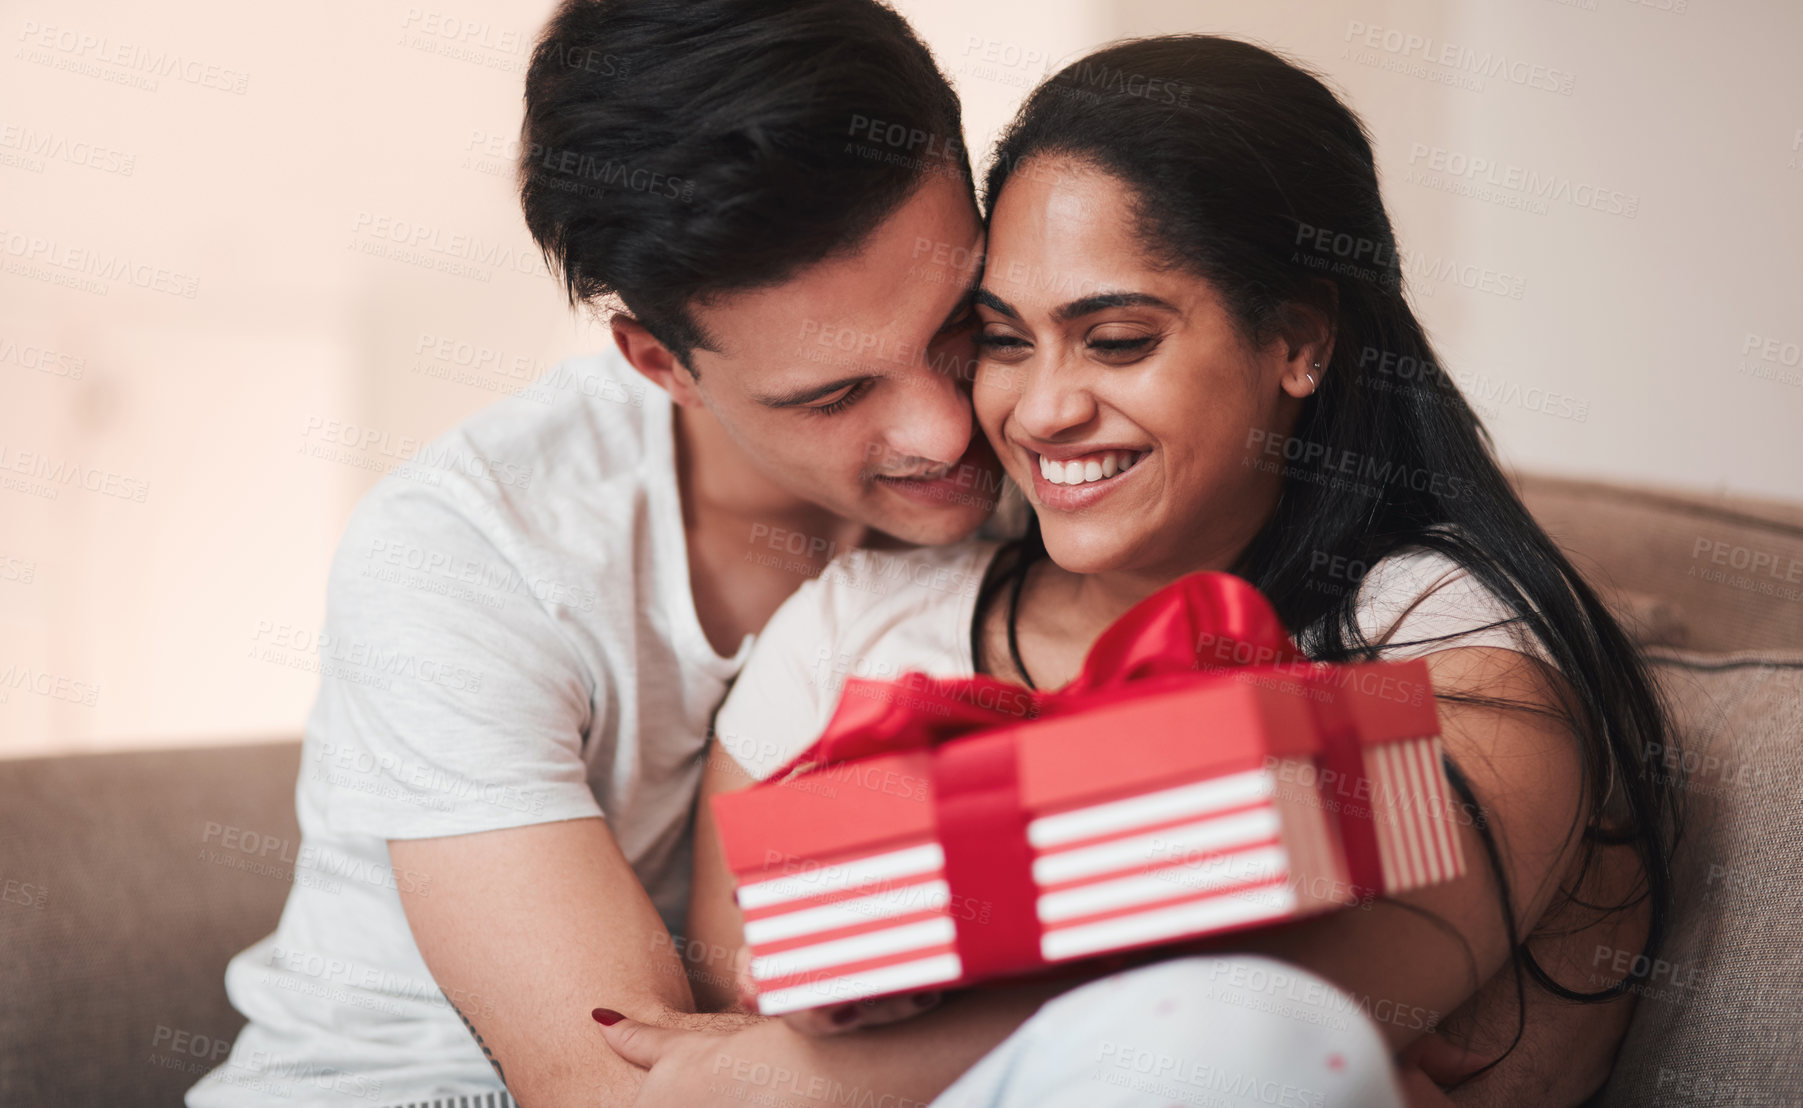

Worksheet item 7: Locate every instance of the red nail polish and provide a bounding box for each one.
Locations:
[593,1007,625,1026]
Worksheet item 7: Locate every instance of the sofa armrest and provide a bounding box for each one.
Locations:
[0,741,301,1108]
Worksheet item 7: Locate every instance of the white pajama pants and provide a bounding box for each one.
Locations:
[929,956,1406,1108]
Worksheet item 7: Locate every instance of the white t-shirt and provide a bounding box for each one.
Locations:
[189,351,754,1108]
[719,539,1543,782]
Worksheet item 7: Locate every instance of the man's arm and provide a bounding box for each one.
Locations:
[305,478,764,1105]
[393,817,717,1108]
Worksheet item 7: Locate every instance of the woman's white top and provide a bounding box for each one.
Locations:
[719,539,1544,782]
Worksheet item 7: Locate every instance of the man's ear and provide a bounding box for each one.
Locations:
[611,316,704,407]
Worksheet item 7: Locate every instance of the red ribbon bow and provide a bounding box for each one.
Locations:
[768,571,1383,981]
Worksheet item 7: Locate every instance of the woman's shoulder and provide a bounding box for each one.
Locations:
[715,538,1002,780]
[821,537,1000,612]
[799,538,1002,673]
[1346,543,1550,665]
[751,535,1002,671]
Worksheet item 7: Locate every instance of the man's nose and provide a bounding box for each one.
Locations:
[875,365,975,470]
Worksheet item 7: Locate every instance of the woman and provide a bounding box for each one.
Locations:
[680,35,1679,1104]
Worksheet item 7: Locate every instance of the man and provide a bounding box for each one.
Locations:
[188,2,999,1105]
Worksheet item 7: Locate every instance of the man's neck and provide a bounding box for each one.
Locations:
[671,401,878,655]
[672,402,869,542]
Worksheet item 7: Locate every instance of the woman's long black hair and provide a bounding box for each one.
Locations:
[970,35,1681,1081]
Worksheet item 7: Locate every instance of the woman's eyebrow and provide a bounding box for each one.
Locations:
[975,288,1020,319]
[974,288,1177,322]
[1053,292,1176,322]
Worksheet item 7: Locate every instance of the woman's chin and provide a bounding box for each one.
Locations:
[1038,527,1140,576]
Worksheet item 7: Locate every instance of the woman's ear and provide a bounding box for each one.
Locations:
[1276,288,1338,399]
[611,316,705,407]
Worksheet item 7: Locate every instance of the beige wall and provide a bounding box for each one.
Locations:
[1,0,1796,756]
[1110,0,1803,497]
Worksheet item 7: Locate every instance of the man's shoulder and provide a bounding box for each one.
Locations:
[324,351,665,631]
[407,348,656,504]
[349,352,660,554]
[450,349,655,462]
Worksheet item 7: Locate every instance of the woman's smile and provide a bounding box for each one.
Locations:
[1023,443,1150,511]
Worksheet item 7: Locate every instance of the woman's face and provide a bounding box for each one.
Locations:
[973,158,1323,581]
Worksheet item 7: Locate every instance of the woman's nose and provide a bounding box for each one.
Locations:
[1011,356,1098,442]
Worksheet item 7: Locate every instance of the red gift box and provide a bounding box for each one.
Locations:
[711,572,1466,1015]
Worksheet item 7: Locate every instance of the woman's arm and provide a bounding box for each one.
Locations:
[677,642,1596,1103]
[1207,645,1595,1053]
[685,742,757,1013]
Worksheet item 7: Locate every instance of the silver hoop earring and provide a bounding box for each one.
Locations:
[1305,361,1320,391]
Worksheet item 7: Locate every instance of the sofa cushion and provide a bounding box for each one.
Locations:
[1517,476,1803,654]
[1599,650,1803,1106]
[0,742,301,1108]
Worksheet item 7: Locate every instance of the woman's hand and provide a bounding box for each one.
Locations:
[593,1010,749,1108]
[592,1007,770,1108]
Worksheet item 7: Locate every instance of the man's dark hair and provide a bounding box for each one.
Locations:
[519,0,971,367]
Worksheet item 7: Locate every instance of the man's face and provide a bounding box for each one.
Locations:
[681,172,1002,546]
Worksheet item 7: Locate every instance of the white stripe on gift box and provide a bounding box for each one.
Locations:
[1027,769,1274,849]
[1367,737,1462,892]
[1399,739,1438,885]
[751,917,957,981]
[1391,745,1420,893]
[1041,881,1299,961]
[1030,807,1283,887]
[1037,844,1290,923]
[742,880,951,946]
[754,953,964,1016]
[736,842,945,911]
[1422,738,1461,877]
[1369,742,1403,889]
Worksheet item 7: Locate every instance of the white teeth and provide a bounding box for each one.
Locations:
[1037,450,1143,487]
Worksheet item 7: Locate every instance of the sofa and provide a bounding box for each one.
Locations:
[2,474,1799,1107]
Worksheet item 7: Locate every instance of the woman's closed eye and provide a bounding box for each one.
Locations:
[974,328,1162,363]
[974,330,1033,360]
[1086,333,1159,360]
